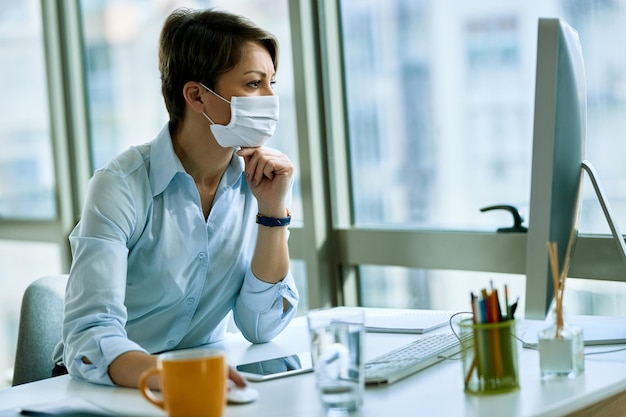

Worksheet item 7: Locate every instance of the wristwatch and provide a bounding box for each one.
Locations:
[256,209,291,227]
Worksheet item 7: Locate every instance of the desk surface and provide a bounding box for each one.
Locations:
[2,316,626,417]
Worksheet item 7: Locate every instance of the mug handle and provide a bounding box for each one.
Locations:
[138,368,165,410]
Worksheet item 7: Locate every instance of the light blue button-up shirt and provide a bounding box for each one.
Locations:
[55,124,299,385]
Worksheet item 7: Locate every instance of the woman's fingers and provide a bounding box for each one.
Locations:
[228,366,247,388]
[237,147,292,187]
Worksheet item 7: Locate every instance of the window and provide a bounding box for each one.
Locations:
[78,0,306,304]
[0,0,64,387]
[2,0,625,390]
[336,0,626,315]
[0,1,56,219]
[79,0,302,225]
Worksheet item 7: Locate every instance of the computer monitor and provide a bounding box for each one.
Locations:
[525,18,626,319]
[525,18,586,319]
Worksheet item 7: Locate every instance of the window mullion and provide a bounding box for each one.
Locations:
[289,0,337,308]
[40,0,92,270]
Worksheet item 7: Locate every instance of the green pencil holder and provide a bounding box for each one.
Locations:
[458,318,519,395]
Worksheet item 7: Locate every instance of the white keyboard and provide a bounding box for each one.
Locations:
[364,333,467,385]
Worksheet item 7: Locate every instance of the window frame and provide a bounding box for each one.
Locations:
[0,0,90,269]
[290,0,626,320]
[3,0,625,322]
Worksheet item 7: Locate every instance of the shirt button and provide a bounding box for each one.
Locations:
[187,297,195,305]
[198,252,206,259]
[167,340,175,347]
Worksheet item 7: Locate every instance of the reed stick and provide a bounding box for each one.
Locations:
[546,241,566,339]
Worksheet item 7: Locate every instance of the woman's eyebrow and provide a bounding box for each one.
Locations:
[243,69,275,78]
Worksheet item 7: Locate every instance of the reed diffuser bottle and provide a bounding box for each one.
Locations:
[538,242,584,379]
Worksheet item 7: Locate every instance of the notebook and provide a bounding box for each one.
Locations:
[521,316,626,347]
[331,307,454,334]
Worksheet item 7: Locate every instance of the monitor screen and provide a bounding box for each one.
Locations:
[525,18,586,319]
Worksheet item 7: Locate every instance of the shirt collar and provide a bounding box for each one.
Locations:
[149,123,245,197]
[150,124,185,197]
[221,148,245,189]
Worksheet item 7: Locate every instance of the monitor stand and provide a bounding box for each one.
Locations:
[581,160,626,264]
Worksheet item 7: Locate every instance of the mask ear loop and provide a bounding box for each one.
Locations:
[201,111,216,124]
[199,82,230,125]
[199,82,230,104]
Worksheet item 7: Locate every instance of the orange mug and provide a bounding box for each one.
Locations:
[139,348,227,417]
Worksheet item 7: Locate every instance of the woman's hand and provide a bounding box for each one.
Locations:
[236,147,293,216]
[229,365,248,388]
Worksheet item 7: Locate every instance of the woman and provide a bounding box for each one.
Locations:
[53,7,299,389]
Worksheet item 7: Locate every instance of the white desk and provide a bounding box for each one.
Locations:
[2,317,626,417]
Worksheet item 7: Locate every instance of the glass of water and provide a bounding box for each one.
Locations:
[307,308,365,416]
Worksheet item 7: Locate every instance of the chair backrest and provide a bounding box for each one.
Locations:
[12,274,68,386]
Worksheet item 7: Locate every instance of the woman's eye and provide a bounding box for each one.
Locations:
[270,80,277,89]
[249,81,261,89]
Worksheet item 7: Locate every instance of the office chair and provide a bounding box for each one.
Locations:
[12,274,68,386]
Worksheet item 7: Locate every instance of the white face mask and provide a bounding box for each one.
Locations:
[199,82,279,148]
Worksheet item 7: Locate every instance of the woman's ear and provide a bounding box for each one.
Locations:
[182,81,206,114]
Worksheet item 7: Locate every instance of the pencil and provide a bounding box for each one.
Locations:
[464,356,476,386]
[504,284,510,320]
[470,292,477,323]
[490,291,503,377]
[494,289,503,321]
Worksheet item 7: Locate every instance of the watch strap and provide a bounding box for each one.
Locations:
[256,209,291,227]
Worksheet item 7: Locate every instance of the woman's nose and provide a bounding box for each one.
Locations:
[260,86,275,96]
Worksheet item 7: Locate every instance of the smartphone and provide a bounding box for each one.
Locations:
[235,352,313,381]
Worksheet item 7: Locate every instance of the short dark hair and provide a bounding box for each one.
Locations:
[158,8,279,123]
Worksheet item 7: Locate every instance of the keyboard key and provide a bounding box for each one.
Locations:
[365,333,469,385]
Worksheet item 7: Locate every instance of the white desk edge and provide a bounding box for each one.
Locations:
[2,314,626,417]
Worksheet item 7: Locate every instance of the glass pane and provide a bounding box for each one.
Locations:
[0,1,56,219]
[290,259,309,314]
[359,266,526,317]
[577,5,626,235]
[340,0,626,233]
[565,279,626,316]
[79,0,302,223]
[0,241,62,388]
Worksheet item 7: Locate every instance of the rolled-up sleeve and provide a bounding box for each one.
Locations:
[62,167,143,386]
[233,268,299,343]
